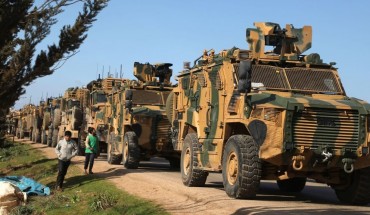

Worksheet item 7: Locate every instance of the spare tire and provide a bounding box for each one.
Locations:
[53,109,61,128]
[165,91,174,126]
[43,112,50,130]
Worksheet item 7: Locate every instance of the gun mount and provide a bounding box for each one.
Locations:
[247,22,312,61]
[133,62,173,86]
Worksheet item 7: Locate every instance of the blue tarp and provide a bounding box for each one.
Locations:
[0,176,50,196]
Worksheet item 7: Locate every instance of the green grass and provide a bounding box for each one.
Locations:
[1,140,168,215]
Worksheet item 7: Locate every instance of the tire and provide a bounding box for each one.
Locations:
[53,109,61,129]
[222,135,261,199]
[78,132,86,156]
[43,112,50,130]
[277,177,306,193]
[181,133,208,187]
[165,91,174,125]
[41,129,47,145]
[168,157,180,170]
[35,129,41,143]
[122,131,140,169]
[107,140,122,165]
[334,167,370,205]
[108,150,122,165]
[47,126,53,147]
[51,129,58,147]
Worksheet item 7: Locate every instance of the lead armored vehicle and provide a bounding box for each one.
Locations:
[167,22,370,205]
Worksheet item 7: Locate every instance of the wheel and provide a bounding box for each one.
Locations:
[107,142,122,165]
[51,129,58,147]
[277,177,306,192]
[334,167,370,205]
[78,132,86,156]
[168,157,180,170]
[122,131,140,169]
[35,129,41,143]
[181,133,208,187]
[31,129,35,142]
[222,135,261,199]
[41,129,47,144]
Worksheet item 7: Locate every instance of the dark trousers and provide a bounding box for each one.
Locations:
[84,153,95,173]
[56,159,71,188]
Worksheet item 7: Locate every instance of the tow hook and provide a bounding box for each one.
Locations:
[292,155,305,171]
[342,158,355,174]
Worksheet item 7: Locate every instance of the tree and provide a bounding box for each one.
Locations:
[0,0,109,141]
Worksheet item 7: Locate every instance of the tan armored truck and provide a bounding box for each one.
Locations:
[30,101,45,143]
[167,22,370,205]
[16,104,36,139]
[39,97,61,146]
[56,87,89,151]
[79,77,124,155]
[106,62,179,168]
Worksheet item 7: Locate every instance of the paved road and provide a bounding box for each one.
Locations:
[17,139,370,215]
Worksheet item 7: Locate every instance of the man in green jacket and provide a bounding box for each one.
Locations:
[84,127,98,174]
[55,130,78,191]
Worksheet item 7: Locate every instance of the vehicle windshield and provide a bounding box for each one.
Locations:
[92,92,107,104]
[239,65,343,94]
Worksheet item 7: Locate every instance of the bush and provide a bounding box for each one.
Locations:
[90,192,118,212]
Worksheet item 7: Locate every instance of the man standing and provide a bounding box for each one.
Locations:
[55,130,78,191]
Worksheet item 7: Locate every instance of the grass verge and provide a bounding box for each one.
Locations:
[0,140,168,215]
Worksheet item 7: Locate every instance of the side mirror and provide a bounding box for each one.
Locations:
[237,60,252,94]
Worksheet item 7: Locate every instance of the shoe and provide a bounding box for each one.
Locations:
[84,169,88,175]
[89,172,94,174]
[56,186,63,192]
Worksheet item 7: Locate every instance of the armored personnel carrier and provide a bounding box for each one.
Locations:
[167,22,370,205]
[79,77,125,155]
[56,87,89,151]
[106,62,179,168]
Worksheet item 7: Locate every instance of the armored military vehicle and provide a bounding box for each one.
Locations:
[106,62,179,168]
[57,87,88,150]
[30,100,46,143]
[39,97,61,146]
[16,104,36,139]
[79,77,124,155]
[167,22,370,205]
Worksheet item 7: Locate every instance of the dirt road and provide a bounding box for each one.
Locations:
[17,139,370,215]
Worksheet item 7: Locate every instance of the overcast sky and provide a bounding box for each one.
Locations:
[15,0,370,108]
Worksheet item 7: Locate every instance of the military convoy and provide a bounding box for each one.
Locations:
[8,22,370,205]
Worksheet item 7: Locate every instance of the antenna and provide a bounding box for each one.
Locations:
[102,65,105,79]
[120,64,123,79]
[96,63,99,79]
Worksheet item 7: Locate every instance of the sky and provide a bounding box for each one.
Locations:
[14,0,370,109]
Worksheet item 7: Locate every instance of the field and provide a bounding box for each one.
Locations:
[0,139,168,215]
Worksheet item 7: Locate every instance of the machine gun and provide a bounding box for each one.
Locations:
[133,62,173,87]
[247,22,312,61]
